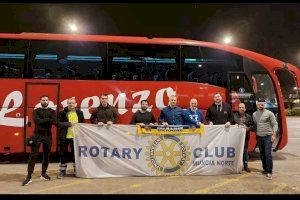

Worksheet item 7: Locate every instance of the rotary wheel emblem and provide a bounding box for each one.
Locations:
[145,135,190,176]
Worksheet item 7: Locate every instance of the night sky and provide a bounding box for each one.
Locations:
[0,3,300,68]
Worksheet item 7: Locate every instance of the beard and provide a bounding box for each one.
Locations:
[41,103,48,108]
[141,107,148,111]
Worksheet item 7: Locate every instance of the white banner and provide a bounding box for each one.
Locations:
[73,124,246,178]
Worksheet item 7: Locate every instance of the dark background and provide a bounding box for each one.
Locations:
[0,3,299,68]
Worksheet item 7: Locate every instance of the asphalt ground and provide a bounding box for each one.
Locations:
[0,117,299,194]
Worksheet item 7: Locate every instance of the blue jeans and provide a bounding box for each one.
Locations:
[257,135,273,173]
[243,132,250,167]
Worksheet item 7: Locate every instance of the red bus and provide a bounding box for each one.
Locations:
[0,32,299,162]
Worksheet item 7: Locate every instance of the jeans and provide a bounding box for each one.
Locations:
[257,135,273,173]
[243,132,250,167]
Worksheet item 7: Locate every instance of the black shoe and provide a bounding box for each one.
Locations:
[57,171,66,179]
[40,173,51,180]
[22,177,32,186]
[244,166,251,173]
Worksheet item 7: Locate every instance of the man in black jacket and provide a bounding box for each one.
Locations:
[232,103,254,172]
[22,95,57,186]
[57,97,84,178]
[205,93,233,127]
[130,100,156,125]
[90,94,119,126]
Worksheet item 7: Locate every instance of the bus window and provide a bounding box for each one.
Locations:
[252,73,278,113]
[0,39,27,78]
[182,46,243,87]
[29,41,106,80]
[107,43,180,81]
[275,68,298,109]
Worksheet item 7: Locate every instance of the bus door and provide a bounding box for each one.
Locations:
[275,67,298,109]
[274,68,298,150]
[228,72,256,114]
[24,83,60,153]
[228,72,257,151]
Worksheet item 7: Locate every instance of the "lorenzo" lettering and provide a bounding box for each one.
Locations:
[0,87,175,127]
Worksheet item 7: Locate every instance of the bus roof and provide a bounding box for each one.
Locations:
[0,32,299,79]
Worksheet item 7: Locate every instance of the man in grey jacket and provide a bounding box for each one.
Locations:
[252,99,278,180]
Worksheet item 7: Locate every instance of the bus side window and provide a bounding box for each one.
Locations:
[0,39,25,78]
[30,41,106,80]
[182,46,243,88]
[107,43,179,81]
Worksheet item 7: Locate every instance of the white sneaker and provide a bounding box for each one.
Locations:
[40,173,51,180]
[22,178,32,186]
[266,173,273,180]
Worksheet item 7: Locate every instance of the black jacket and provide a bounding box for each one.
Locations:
[232,112,254,134]
[32,107,57,136]
[130,110,156,125]
[58,107,84,140]
[90,104,119,124]
[205,102,234,125]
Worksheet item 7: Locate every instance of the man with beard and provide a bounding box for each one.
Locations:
[22,95,57,186]
[253,99,278,180]
[205,93,233,127]
[130,100,157,125]
[90,94,119,126]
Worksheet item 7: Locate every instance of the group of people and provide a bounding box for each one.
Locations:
[130,95,205,127]
[22,92,278,186]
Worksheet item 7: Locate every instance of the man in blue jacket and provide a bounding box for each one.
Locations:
[158,95,184,126]
[183,98,204,126]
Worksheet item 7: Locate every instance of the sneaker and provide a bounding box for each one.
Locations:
[244,166,251,173]
[22,177,32,186]
[57,171,66,179]
[266,173,273,180]
[40,173,51,180]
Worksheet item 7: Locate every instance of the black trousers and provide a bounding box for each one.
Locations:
[257,135,273,173]
[27,134,52,176]
[59,138,75,172]
[243,132,250,167]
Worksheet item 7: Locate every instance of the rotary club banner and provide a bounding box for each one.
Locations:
[73,124,245,178]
